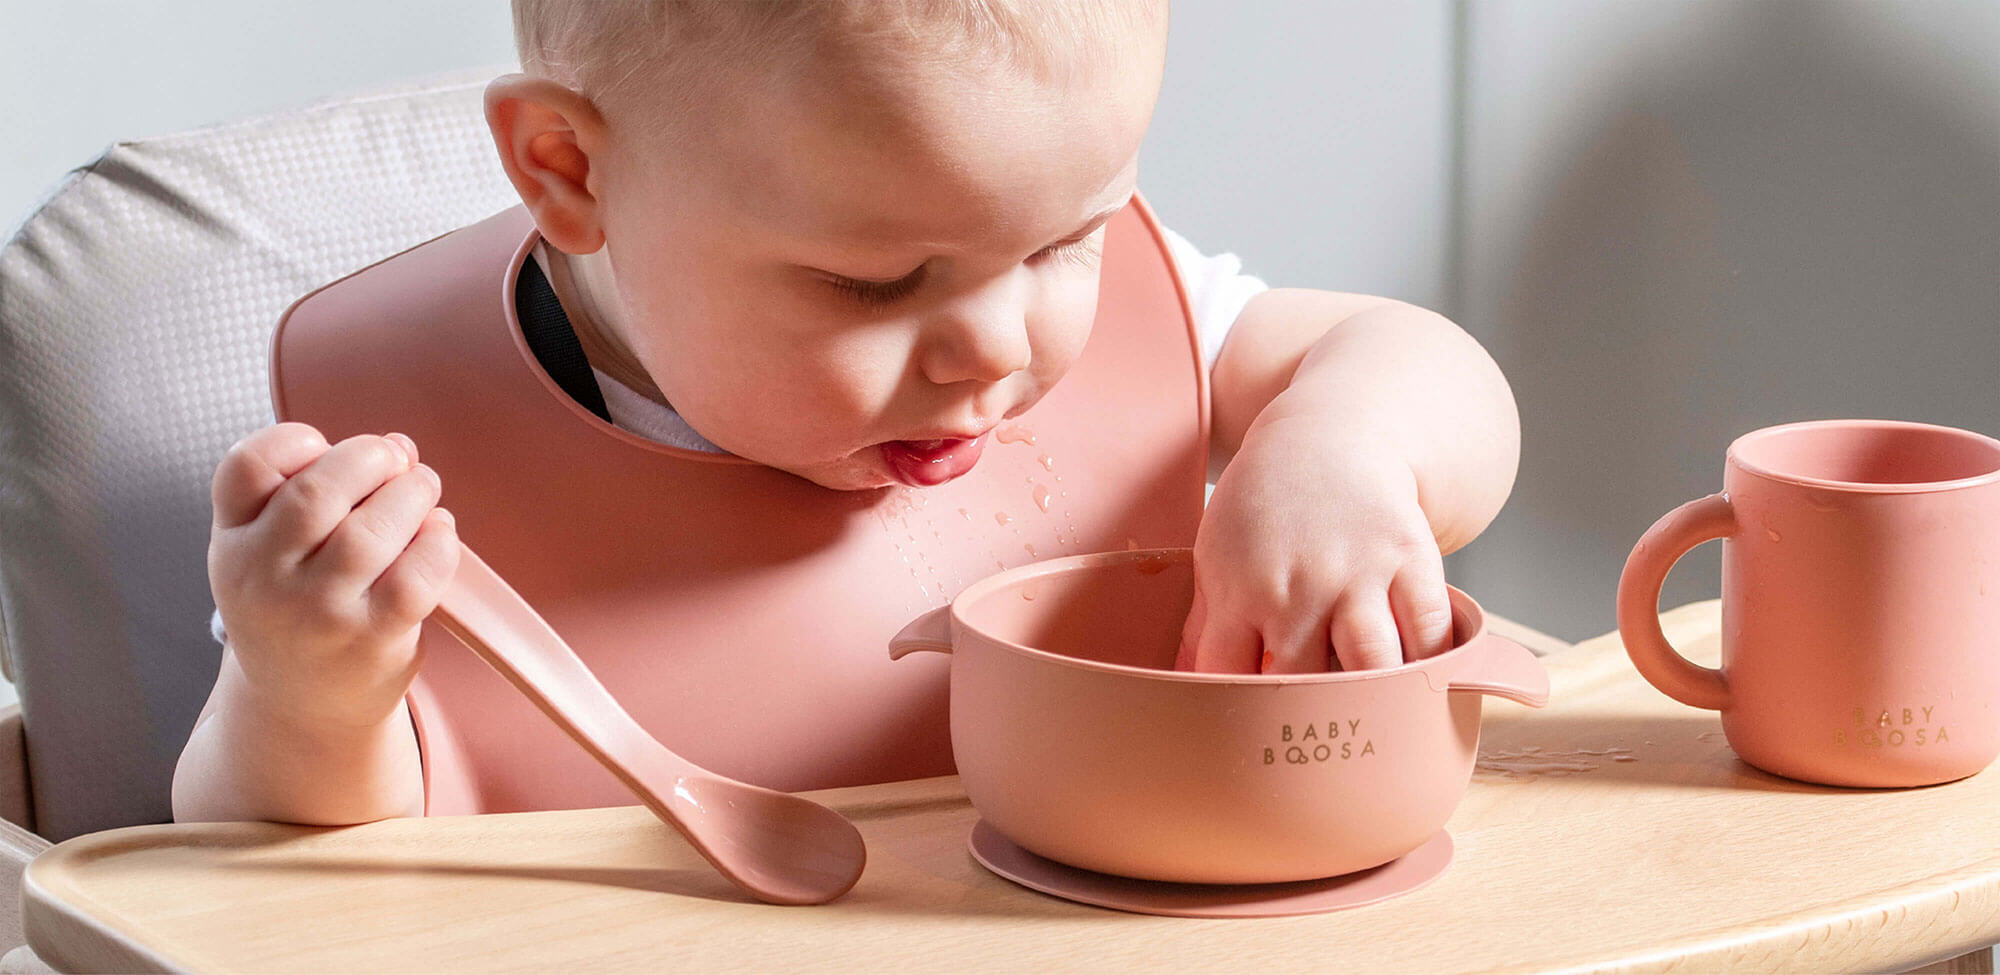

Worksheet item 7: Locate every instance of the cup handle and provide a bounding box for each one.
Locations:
[887,606,954,660]
[1616,493,1734,711]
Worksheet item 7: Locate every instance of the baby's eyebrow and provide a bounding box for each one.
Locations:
[810,192,1133,262]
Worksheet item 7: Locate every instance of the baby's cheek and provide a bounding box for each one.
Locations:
[805,334,909,421]
[1031,282,1100,380]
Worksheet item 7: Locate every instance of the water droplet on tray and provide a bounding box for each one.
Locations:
[1474,745,1636,780]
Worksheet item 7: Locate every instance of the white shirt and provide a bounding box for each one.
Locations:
[209,224,1265,645]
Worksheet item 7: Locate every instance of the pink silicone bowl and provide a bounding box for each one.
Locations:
[888,547,1550,885]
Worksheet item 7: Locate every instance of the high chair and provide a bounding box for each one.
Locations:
[0,67,520,971]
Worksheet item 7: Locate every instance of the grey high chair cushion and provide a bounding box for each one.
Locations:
[0,67,518,840]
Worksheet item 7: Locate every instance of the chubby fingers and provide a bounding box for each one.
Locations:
[260,434,417,564]
[1259,609,1334,674]
[1173,582,1205,671]
[1389,548,1454,661]
[1176,580,1263,674]
[367,505,461,633]
[211,422,332,530]
[1176,563,1452,674]
[1329,589,1404,672]
[305,458,443,597]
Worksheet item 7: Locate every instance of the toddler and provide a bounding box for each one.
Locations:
[174,0,1519,825]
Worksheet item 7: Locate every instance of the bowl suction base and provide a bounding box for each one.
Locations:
[967,819,1454,919]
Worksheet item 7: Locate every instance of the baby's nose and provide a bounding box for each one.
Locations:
[919,285,1032,386]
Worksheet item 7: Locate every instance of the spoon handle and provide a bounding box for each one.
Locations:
[431,543,689,799]
[430,541,867,906]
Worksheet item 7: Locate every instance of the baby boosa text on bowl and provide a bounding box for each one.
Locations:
[1264,720,1377,766]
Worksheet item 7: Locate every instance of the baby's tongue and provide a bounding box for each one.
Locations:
[882,435,987,487]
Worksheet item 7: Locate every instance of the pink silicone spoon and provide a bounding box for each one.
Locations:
[430,542,866,905]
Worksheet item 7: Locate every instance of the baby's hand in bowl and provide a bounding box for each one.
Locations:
[1176,421,1451,674]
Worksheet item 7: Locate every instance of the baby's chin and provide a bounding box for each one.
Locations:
[751,447,901,493]
[795,465,901,493]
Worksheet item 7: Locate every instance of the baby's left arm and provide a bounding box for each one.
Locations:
[1177,289,1519,674]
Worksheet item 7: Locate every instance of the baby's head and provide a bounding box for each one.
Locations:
[489,0,1168,490]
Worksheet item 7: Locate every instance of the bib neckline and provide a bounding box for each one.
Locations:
[500,224,760,466]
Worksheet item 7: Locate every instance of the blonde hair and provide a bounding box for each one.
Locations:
[512,0,1165,102]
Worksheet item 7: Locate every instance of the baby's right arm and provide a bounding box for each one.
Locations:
[171,423,459,824]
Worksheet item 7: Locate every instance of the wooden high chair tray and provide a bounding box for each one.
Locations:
[24,602,2000,973]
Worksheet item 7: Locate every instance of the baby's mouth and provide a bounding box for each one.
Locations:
[880,434,989,487]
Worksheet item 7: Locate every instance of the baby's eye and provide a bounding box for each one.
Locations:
[1032,235,1103,270]
[827,265,928,306]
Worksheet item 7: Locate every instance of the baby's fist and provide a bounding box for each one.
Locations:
[207,423,460,727]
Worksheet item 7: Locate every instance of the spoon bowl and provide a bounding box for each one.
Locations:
[677,776,872,902]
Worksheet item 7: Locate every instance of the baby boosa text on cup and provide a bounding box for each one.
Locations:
[1834,706,1949,748]
[1264,720,1377,766]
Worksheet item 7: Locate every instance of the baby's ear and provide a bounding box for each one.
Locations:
[484,74,609,254]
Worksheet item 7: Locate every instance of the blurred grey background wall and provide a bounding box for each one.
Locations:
[2,1,515,232]
[1153,0,2000,641]
[8,1,1999,644]
[1447,1,2000,639]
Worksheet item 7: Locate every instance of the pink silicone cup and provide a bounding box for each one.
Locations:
[432,542,866,905]
[1618,418,2000,787]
